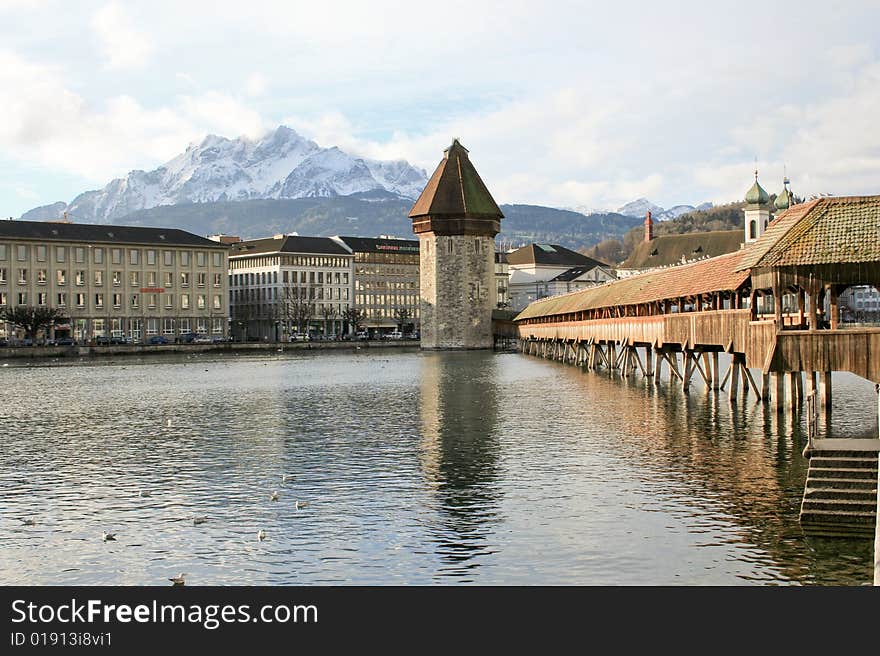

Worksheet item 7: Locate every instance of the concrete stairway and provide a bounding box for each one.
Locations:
[800,445,878,538]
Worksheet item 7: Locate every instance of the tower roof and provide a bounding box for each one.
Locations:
[775,179,792,210]
[408,139,503,219]
[745,175,770,206]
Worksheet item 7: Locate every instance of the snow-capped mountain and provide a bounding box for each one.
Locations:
[21,126,429,223]
[614,198,714,220]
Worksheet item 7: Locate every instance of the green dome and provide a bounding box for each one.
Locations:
[745,179,770,205]
[774,188,791,210]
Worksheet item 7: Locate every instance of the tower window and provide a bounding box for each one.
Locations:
[749,220,757,240]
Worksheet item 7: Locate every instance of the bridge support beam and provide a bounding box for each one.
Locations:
[645,346,654,378]
[819,371,832,414]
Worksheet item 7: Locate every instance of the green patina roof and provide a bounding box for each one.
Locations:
[745,178,770,205]
[408,139,503,219]
[774,187,791,210]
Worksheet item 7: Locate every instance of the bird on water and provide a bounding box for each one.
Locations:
[270,491,279,502]
[169,573,186,586]
[21,518,36,526]
[295,501,309,510]
[102,531,117,542]
[193,515,208,525]
[282,474,294,483]
[257,530,267,541]
[139,490,152,497]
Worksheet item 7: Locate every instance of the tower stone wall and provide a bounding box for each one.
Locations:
[419,234,495,349]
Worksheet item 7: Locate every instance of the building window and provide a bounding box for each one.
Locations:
[180,251,190,266]
[92,318,105,336]
[749,220,757,240]
[112,249,122,265]
[147,271,157,287]
[75,247,86,263]
[113,293,122,308]
[94,271,103,286]
[197,252,206,267]
[76,293,85,308]
[18,292,27,305]
[37,269,47,284]
[112,271,122,286]
[130,271,139,287]
[130,294,139,308]
[57,292,66,307]
[147,250,156,265]
[0,292,6,306]
[197,294,206,310]
[75,270,85,286]
[36,245,46,262]
[148,294,157,309]
[163,318,175,335]
[0,268,6,284]
[197,272,206,287]
[55,246,65,263]
[95,293,104,308]
[164,272,173,287]
[213,294,222,310]
[56,270,66,285]
[212,252,222,267]
[94,247,104,264]
[214,273,222,287]
[129,249,139,265]
[37,292,47,306]
[164,250,173,266]
[17,245,27,261]
[181,294,190,309]
[18,269,27,284]
[212,318,223,334]
[0,244,7,261]
[196,318,207,333]
[165,293,174,309]
[180,272,190,287]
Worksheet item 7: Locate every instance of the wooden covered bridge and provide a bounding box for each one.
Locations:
[514,196,880,536]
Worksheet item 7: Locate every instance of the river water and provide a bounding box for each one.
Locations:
[0,348,876,585]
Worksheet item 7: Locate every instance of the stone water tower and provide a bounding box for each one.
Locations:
[409,139,503,349]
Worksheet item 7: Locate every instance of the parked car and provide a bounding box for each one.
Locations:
[148,335,168,345]
[94,336,111,346]
[211,335,230,343]
[288,333,310,342]
[55,337,75,346]
[356,331,369,341]
[386,331,403,340]
[193,334,212,343]
[109,335,131,345]
[176,332,199,344]
[0,338,7,347]
[407,331,420,340]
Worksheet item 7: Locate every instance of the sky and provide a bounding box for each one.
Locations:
[0,0,878,218]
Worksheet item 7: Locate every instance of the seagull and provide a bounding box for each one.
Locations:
[21,518,36,526]
[193,515,208,525]
[139,490,152,497]
[169,573,186,586]
[270,491,279,502]
[166,418,172,427]
[281,474,294,483]
[257,529,267,541]
[102,531,117,542]
[295,500,310,510]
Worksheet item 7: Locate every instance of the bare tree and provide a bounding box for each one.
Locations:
[340,307,365,335]
[231,302,254,341]
[1,306,67,342]
[393,307,413,333]
[278,284,316,334]
[319,304,337,337]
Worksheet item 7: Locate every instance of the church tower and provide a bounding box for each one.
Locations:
[743,171,771,244]
[409,139,503,349]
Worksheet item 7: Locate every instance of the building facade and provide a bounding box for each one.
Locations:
[0,220,229,343]
[409,140,502,349]
[228,235,354,341]
[333,235,421,337]
[506,243,612,311]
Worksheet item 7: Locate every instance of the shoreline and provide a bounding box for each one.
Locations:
[0,339,420,362]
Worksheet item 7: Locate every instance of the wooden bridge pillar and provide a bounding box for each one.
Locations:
[819,371,832,414]
[770,373,785,413]
[645,346,654,377]
[786,371,800,411]
[711,352,720,390]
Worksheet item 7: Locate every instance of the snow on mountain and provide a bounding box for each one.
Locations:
[21,126,429,223]
[616,198,665,218]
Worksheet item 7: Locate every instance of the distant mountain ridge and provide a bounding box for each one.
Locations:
[21,126,429,223]
[569,198,714,222]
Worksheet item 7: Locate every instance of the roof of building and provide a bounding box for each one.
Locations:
[516,250,749,321]
[408,139,503,220]
[335,235,419,254]
[229,235,351,257]
[0,219,225,248]
[620,230,743,270]
[774,184,792,210]
[551,264,615,282]
[735,195,880,270]
[507,243,607,268]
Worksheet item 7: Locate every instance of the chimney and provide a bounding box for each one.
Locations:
[644,210,654,242]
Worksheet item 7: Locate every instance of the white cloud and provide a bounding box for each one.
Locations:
[91,2,154,70]
[0,50,266,183]
[246,72,267,97]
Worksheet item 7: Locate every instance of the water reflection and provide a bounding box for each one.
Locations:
[419,352,501,580]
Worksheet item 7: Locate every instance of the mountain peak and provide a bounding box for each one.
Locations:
[22,126,429,222]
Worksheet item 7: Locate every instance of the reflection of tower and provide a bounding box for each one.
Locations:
[419,352,501,574]
[409,140,504,349]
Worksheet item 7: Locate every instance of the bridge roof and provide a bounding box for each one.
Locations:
[735,196,880,270]
[515,250,749,320]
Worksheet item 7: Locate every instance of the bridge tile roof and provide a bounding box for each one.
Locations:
[735,196,880,269]
[515,250,749,320]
